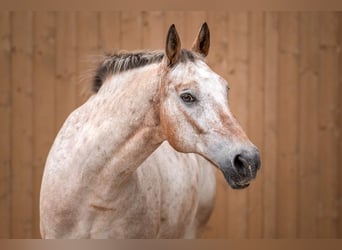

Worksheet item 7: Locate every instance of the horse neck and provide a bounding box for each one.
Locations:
[86,64,164,188]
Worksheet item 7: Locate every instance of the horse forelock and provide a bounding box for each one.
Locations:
[91,49,201,93]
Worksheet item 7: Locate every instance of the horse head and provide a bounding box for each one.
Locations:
[159,23,261,189]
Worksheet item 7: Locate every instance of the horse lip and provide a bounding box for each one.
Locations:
[219,164,254,189]
[230,181,250,189]
[227,175,252,189]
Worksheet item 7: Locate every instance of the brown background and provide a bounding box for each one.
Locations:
[0,11,341,238]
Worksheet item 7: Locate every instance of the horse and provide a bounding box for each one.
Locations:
[39,23,260,238]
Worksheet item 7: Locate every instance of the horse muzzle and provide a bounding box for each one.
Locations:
[220,148,261,189]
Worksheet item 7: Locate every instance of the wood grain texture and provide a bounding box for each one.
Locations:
[55,12,77,131]
[0,11,12,238]
[276,12,299,238]
[77,12,99,105]
[10,12,33,238]
[317,12,339,238]
[99,11,120,52]
[183,11,207,49]
[142,11,165,49]
[339,12,342,239]
[120,11,142,50]
[32,12,56,238]
[298,12,319,238]
[263,12,278,238]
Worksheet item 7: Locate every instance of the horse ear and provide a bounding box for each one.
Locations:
[192,22,210,57]
[165,24,181,67]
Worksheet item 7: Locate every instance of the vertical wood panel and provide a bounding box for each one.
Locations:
[32,12,56,238]
[99,12,120,53]
[183,11,207,49]
[263,12,278,238]
[246,12,265,238]
[77,12,99,105]
[55,12,77,130]
[120,11,142,50]
[11,12,33,238]
[339,12,342,239]
[277,12,299,238]
[317,12,339,238]
[298,12,319,238]
[226,12,249,238]
[204,11,229,238]
[0,11,11,238]
[141,11,165,49]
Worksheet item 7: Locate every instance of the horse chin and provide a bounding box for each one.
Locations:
[220,167,252,190]
[228,179,250,190]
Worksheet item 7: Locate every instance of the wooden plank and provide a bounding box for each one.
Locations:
[226,12,249,238]
[120,11,142,50]
[246,12,264,238]
[263,12,278,238]
[11,11,33,238]
[0,11,11,238]
[203,11,229,238]
[99,11,120,52]
[77,12,99,105]
[141,11,164,49]
[55,12,77,131]
[206,12,229,77]
[339,12,342,239]
[32,12,56,238]
[276,12,299,238]
[183,11,207,49]
[317,12,339,238]
[298,12,319,238]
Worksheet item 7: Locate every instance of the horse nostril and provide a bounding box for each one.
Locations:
[233,152,260,178]
[233,154,249,176]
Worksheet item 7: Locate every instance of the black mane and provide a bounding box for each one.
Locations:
[92,49,199,93]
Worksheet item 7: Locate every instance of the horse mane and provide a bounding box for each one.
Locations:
[91,49,199,93]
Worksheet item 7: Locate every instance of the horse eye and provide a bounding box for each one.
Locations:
[180,93,196,103]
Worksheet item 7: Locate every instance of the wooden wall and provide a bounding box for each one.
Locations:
[0,11,341,238]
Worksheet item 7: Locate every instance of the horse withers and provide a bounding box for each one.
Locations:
[40,23,260,238]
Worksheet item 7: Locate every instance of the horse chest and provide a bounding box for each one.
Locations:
[82,164,199,238]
